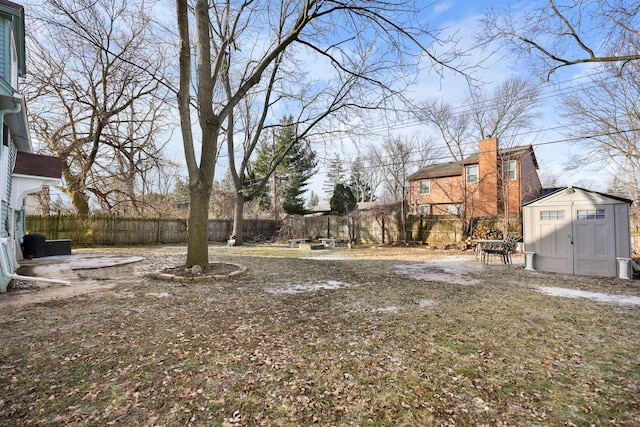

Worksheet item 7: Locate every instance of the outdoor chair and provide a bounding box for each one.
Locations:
[481,235,518,265]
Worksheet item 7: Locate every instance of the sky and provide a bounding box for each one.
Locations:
[298,0,611,202]
[28,0,614,207]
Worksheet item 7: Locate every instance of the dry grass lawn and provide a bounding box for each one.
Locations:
[1,244,639,426]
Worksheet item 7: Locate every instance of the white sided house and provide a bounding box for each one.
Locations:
[0,0,62,292]
[522,187,632,279]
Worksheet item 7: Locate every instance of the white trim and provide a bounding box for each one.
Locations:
[10,173,59,209]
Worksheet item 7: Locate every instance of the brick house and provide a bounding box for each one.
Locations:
[407,138,542,218]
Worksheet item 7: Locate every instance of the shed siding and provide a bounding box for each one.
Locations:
[614,203,632,258]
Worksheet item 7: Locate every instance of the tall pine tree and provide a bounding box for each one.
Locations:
[350,156,374,202]
[323,153,345,198]
[253,116,317,215]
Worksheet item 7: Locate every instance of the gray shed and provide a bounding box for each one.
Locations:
[522,187,632,279]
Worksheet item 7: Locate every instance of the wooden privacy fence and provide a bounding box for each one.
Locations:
[27,214,466,247]
[30,212,639,251]
[286,214,465,247]
[632,212,640,256]
[26,215,278,246]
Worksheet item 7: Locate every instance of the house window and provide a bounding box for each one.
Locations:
[448,205,462,215]
[420,204,430,215]
[419,179,430,195]
[540,210,565,220]
[577,209,605,220]
[466,164,478,184]
[503,159,516,180]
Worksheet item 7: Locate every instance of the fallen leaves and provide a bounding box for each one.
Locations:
[1,246,640,426]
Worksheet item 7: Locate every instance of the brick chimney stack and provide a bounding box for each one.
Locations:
[478,137,498,215]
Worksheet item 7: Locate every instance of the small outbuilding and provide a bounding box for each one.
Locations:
[522,187,632,279]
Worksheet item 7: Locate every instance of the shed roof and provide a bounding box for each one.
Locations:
[522,186,633,207]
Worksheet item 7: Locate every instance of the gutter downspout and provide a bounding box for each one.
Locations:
[0,97,22,122]
[0,239,70,285]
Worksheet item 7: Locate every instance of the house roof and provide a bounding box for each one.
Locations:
[408,144,538,181]
[407,161,463,180]
[13,151,62,179]
[463,145,538,167]
[11,151,62,209]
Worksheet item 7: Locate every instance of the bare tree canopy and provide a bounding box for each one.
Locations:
[26,0,173,216]
[176,0,468,267]
[561,58,640,201]
[369,135,438,202]
[478,0,640,79]
[416,77,542,160]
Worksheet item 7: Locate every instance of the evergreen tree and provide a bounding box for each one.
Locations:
[252,115,317,214]
[323,153,345,197]
[307,191,320,209]
[281,134,317,214]
[329,183,357,215]
[171,178,190,206]
[350,156,373,202]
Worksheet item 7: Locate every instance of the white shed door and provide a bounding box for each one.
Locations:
[532,204,616,276]
[572,204,616,277]
[535,208,573,274]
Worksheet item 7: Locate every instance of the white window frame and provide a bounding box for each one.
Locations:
[577,209,605,220]
[419,179,430,195]
[504,159,517,181]
[420,204,430,215]
[466,164,478,184]
[540,210,565,221]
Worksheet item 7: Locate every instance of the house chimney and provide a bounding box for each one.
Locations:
[478,137,498,215]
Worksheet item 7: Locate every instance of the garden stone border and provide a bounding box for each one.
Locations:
[148,263,247,283]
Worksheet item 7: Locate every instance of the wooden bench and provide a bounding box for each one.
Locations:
[319,238,336,248]
[288,238,309,248]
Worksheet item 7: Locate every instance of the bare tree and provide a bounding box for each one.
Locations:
[561,58,640,202]
[478,0,640,80]
[25,0,172,215]
[468,77,543,146]
[414,100,471,160]
[368,135,438,202]
[368,135,438,239]
[176,0,467,267]
[417,77,542,158]
[416,78,542,236]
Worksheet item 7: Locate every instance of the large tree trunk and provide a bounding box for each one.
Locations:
[185,181,212,268]
[61,166,90,215]
[232,192,245,245]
